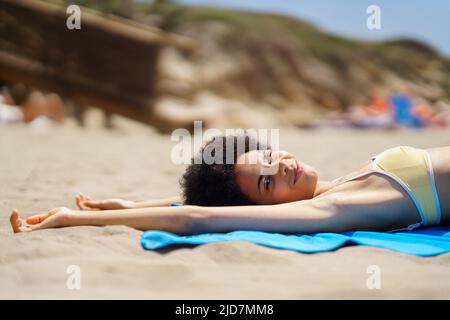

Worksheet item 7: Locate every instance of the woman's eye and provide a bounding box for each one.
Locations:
[265,176,270,190]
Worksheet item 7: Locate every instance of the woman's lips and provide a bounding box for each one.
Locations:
[294,160,303,184]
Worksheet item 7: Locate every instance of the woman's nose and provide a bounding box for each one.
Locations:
[273,159,288,176]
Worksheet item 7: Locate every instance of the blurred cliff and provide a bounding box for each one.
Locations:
[4,0,450,130]
[121,1,450,128]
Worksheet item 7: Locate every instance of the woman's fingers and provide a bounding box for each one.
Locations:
[10,209,37,233]
[76,194,86,210]
[26,206,68,224]
[26,214,42,225]
[26,211,53,225]
[76,193,85,209]
[76,193,91,210]
[77,192,89,201]
[26,206,60,225]
[76,193,100,210]
[77,193,130,211]
[10,209,21,232]
[76,193,102,211]
[10,207,70,233]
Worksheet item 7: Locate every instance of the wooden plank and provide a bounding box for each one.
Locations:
[0,0,193,128]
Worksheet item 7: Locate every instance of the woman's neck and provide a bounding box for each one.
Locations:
[313,180,334,197]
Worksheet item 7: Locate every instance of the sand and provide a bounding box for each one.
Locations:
[1,115,450,299]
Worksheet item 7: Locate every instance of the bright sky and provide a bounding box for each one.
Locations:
[177,0,450,57]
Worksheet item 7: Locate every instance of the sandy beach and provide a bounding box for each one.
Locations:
[1,114,449,299]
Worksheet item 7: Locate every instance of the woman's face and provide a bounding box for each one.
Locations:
[234,149,318,205]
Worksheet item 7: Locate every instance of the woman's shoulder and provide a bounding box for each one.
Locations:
[330,159,374,185]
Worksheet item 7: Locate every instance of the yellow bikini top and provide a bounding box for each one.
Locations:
[338,146,441,230]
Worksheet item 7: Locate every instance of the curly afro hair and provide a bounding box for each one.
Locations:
[179,133,270,206]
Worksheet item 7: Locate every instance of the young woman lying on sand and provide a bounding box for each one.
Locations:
[10,134,450,235]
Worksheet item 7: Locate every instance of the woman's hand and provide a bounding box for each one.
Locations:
[10,207,71,233]
[75,193,134,211]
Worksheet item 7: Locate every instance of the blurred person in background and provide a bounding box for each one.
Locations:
[0,85,65,126]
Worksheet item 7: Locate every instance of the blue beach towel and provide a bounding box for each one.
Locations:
[141,227,450,257]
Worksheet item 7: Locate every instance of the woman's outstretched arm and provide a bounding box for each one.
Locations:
[75,193,182,210]
[10,196,344,235]
[129,196,183,208]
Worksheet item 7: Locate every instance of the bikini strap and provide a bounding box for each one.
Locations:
[333,156,379,185]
